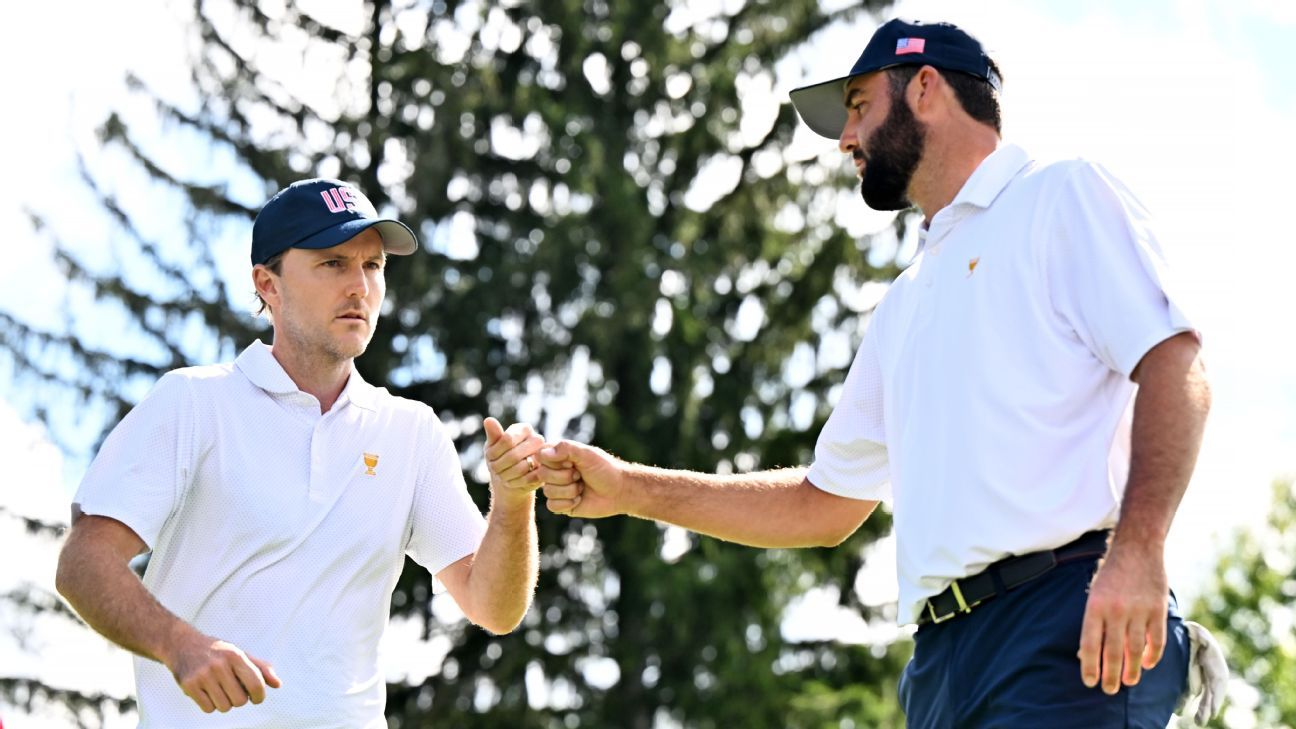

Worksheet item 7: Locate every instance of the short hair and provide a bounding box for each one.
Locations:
[887,60,1004,134]
[254,251,286,318]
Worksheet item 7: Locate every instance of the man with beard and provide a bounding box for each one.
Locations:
[508,18,1222,728]
[55,179,562,727]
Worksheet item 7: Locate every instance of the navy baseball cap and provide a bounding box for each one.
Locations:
[251,178,419,265]
[790,19,1000,140]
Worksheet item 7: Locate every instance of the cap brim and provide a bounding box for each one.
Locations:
[294,218,419,256]
[790,75,852,140]
[371,220,419,255]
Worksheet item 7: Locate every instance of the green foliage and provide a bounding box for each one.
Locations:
[1191,478,1296,728]
[3,0,914,725]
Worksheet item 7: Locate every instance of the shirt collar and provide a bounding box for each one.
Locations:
[949,142,1033,210]
[234,340,378,412]
[338,365,378,412]
[914,144,1033,252]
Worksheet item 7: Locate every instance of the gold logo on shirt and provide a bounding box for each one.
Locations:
[363,452,379,476]
[967,257,980,277]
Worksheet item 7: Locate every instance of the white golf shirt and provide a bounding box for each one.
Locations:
[807,144,1195,625]
[74,340,487,728]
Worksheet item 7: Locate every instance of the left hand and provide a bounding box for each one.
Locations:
[1077,541,1169,694]
[482,418,580,507]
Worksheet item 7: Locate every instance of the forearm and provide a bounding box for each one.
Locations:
[623,466,872,548]
[1115,337,1211,551]
[56,546,199,666]
[461,492,538,634]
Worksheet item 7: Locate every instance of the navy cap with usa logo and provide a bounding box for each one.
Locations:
[251,178,419,265]
[790,18,1000,140]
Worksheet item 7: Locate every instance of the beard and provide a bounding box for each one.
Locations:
[857,94,927,211]
[276,297,372,365]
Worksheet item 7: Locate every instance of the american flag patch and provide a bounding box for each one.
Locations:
[896,37,926,55]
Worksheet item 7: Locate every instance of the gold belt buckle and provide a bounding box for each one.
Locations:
[927,581,978,624]
[927,602,955,624]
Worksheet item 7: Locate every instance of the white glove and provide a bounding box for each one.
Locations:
[1173,620,1228,727]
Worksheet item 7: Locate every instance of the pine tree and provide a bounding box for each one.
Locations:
[2,1,913,725]
[0,509,136,727]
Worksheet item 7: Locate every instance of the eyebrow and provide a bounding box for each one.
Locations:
[308,249,387,262]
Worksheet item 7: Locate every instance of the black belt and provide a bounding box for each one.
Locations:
[917,530,1111,626]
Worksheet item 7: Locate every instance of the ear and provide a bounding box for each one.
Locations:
[252,263,281,310]
[909,65,945,116]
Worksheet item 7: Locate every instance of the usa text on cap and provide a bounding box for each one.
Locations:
[251,178,419,266]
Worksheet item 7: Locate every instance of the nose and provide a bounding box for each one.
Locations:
[838,120,858,155]
[344,265,369,299]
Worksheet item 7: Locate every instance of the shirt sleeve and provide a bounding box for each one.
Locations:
[806,325,891,502]
[73,372,196,549]
[1045,162,1197,378]
[406,412,487,578]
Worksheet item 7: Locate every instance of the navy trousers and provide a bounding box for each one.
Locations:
[899,557,1189,728]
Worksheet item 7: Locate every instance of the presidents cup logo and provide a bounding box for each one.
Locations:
[363,452,379,476]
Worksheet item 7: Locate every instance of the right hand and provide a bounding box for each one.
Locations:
[166,633,282,713]
[1077,540,1169,694]
[536,440,626,518]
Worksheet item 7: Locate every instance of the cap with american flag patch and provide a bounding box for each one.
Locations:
[896,37,926,55]
[790,19,1000,139]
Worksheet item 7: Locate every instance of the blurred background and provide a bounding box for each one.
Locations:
[1,0,1292,727]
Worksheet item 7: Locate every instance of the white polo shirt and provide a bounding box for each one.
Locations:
[807,144,1195,625]
[74,340,487,728]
